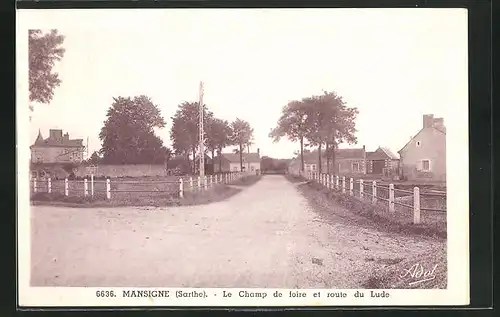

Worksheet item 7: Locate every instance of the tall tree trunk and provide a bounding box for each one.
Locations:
[211,149,215,173]
[218,147,223,172]
[239,143,243,170]
[332,141,337,175]
[300,136,304,172]
[318,143,322,174]
[192,147,197,174]
[326,142,330,174]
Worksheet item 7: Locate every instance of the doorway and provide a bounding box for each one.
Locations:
[372,160,385,174]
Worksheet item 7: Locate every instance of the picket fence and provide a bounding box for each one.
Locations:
[301,171,446,225]
[31,171,251,200]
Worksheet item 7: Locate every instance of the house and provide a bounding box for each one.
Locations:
[332,147,367,175]
[288,147,367,175]
[30,129,85,164]
[30,129,85,179]
[213,149,261,173]
[366,147,400,176]
[398,114,446,182]
[193,154,214,175]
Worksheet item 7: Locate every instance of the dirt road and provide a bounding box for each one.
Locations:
[31,175,443,288]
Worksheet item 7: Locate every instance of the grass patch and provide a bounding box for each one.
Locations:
[286,174,308,183]
[30,184,242,208]
[286,175,446,240]
[361,245,447,289]
[229,175,262,186]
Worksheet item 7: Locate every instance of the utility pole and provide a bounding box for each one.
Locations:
[198,81,205,178]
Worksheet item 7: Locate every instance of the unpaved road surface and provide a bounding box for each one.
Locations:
[31,175,443,288]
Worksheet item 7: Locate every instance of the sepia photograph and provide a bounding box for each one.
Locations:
[17,8,469,306]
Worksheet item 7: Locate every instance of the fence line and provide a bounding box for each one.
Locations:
[31,171,252,200]
[298,170,446,225]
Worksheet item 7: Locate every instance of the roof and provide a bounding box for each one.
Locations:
[300,148,365,163]
[367,147,399,160]
[397,126,446,154]
[220,152,261,163]
[31,129,84,148]
[379,147,399,160]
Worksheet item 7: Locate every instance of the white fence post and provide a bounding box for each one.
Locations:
[47,178,52,193]
[90,174,94,197]
[372,181,377,205]
[84,179,88,196]
[359,179,364,199]
[64,178,69,196]
[106,178,111,199]
[389,184,395,212]
[179,178,184,198]
[190,177,193,190]
[33,178,37,193]
[198,176,201,191]
[349,178,353,196]
[209,175,213,187]
[335,175,339,190]
[225,173,228,183]
[204,176,208,190]
[413,187,421,224]
[342,176,346,193]
[329,175,333,189]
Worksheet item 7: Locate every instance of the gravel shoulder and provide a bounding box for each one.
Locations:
[31,175,445,288]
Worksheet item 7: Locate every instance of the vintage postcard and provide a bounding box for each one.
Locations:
[17,8,469,307]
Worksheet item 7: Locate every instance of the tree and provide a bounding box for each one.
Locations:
[29,29,66,114]
[305,91,359,173]
[87,151,102,165]
[205,117,232,172]
[260,156,274,173]
[170,101,213,174]
[230,118,254,170]
[99,95,168,164]
[269,100,310,172]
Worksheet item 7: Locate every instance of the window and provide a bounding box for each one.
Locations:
[352,162,360,173]
[416,141,421,147]
[421,160,431,171]
[311,164,316,171]
[251,166,255,172]
[233,166,238,171]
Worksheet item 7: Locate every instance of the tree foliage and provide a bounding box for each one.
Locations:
[269,100,309,172]
[29,29,66,110]
[270,90,359,174]
[87,151,102,165]
[169,101,213,173]
[98,95,168,164]
[230,118,254,170]
[205,117,233,170]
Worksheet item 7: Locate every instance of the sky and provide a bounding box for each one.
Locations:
[20,9,468,159]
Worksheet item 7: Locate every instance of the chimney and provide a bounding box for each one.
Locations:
[423,114,434,129]
[49,129,63,140]
[64,132,69,140]
[433,117,444,128]
[257,148,260,156]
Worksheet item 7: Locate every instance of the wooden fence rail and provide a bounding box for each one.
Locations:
[31,171,252,200]
[300,171,446,225]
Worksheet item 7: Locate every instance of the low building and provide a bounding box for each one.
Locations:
[214,150,261,173]
[366,146,400,176]
[289,147,367,176]
[398,114,446,182]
